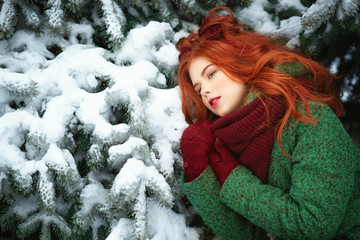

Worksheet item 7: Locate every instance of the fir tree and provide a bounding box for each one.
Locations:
[0,17,197,240]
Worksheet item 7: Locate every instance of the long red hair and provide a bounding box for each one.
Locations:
[176,7,342,154]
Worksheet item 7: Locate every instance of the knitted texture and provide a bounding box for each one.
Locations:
[274,62,314,80]
[209,138,239,186]
[179,103,360,240]
[179,166,268,240]
[212,96,285,183]
[180,120,214,182]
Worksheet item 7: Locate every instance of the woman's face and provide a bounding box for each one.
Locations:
[189,56,248,117]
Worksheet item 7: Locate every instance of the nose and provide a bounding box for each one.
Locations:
[201,80,211,96]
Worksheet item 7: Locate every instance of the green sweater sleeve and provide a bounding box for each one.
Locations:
[179,166,266,240]
[220,104,359,239]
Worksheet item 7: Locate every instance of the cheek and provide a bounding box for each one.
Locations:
[234,85,248,105]
[231,82,246,95]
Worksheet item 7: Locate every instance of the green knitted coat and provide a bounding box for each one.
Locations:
[180,102,360,240]
[179,64,360,239]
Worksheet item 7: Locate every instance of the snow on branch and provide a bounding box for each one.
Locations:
[0,69,39,98]
[302,0,360,30]
[0,18,192,239]
[109,158,174,239]
[301,0,338,30]
[46,0,65,32]
[21,5,41,28]
[0,0,16,38]
[99,0,126,48]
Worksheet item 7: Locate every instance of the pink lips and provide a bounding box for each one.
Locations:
[209,96,221,109]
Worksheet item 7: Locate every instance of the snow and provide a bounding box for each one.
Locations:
[126,60,167,88]
[330,57,341,75]
[68,23,95,45]
[0,0,16,33]
[21,5,41,27]
[279,16,302,37]
[115,21,175,64]
[106,218,132,240]
[79,182,109,215]
[237,0,278,34]
[1,16,195,238]
[46,0,64,30]
[0,111,38,169]
[279,0,307,12]
[337,0,359,20]
[147,199,199,240]
[110,158,173,205]
[100,0,125,42]
[144,87,188,176]
[301,0,338,30]
[109,136,149,164]
[1,71,33,89]
[237,0,309,47]
[106,198,199,240]
[13,196,39,219]
[0,18,189,235]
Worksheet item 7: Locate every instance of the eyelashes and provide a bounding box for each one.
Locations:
[193,69,217,96]
[208,70,216,79]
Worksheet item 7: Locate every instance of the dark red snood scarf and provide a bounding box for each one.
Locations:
[211,96,286,183]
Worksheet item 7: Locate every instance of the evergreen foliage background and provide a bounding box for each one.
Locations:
[0,0,359,239]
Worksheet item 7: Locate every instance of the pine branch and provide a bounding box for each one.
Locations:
[108,136,150,167]
[0,72,39,99]
[301,0,359,30]
[17,212,71,240]
[0,0,17,39]
[20,5,41,29]
[45,0,65,35]
[86,144,106,171]
[38,171,56,213]
[132,184,148,240]
[12,170,34,195]
[44,146,81,191]
[98,0,126,49]
[337,0,359,21]
[0,205,21,233]
[65,0,88,14]
[73,178,110,238]
[25,131,49,161]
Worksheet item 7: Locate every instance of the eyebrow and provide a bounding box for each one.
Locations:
[201,64,213,77]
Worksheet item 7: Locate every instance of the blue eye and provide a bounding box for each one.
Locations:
[197,88,202,96]
[208,70,216,78]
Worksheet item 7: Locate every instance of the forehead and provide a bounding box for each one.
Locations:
[189,57,212,81]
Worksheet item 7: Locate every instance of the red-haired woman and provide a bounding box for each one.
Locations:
[176,7,360,240]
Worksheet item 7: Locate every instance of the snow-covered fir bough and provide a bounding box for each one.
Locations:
[0,0,359,239]
[0,19,202,239]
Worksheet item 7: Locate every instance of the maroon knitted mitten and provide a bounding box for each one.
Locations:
[180,120,214,182]
[209,138,239,186]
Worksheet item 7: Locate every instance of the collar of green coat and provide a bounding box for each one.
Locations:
[274,61,313,79]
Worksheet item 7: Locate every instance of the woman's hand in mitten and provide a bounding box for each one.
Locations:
[209,138,239,186]
[180,120,214,182]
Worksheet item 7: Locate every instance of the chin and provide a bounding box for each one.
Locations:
[215,111,227,117]
[210,108,231,117]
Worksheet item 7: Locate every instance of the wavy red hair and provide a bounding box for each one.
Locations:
[176,7,343,155]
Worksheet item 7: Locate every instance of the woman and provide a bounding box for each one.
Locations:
[176,7,360,240]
